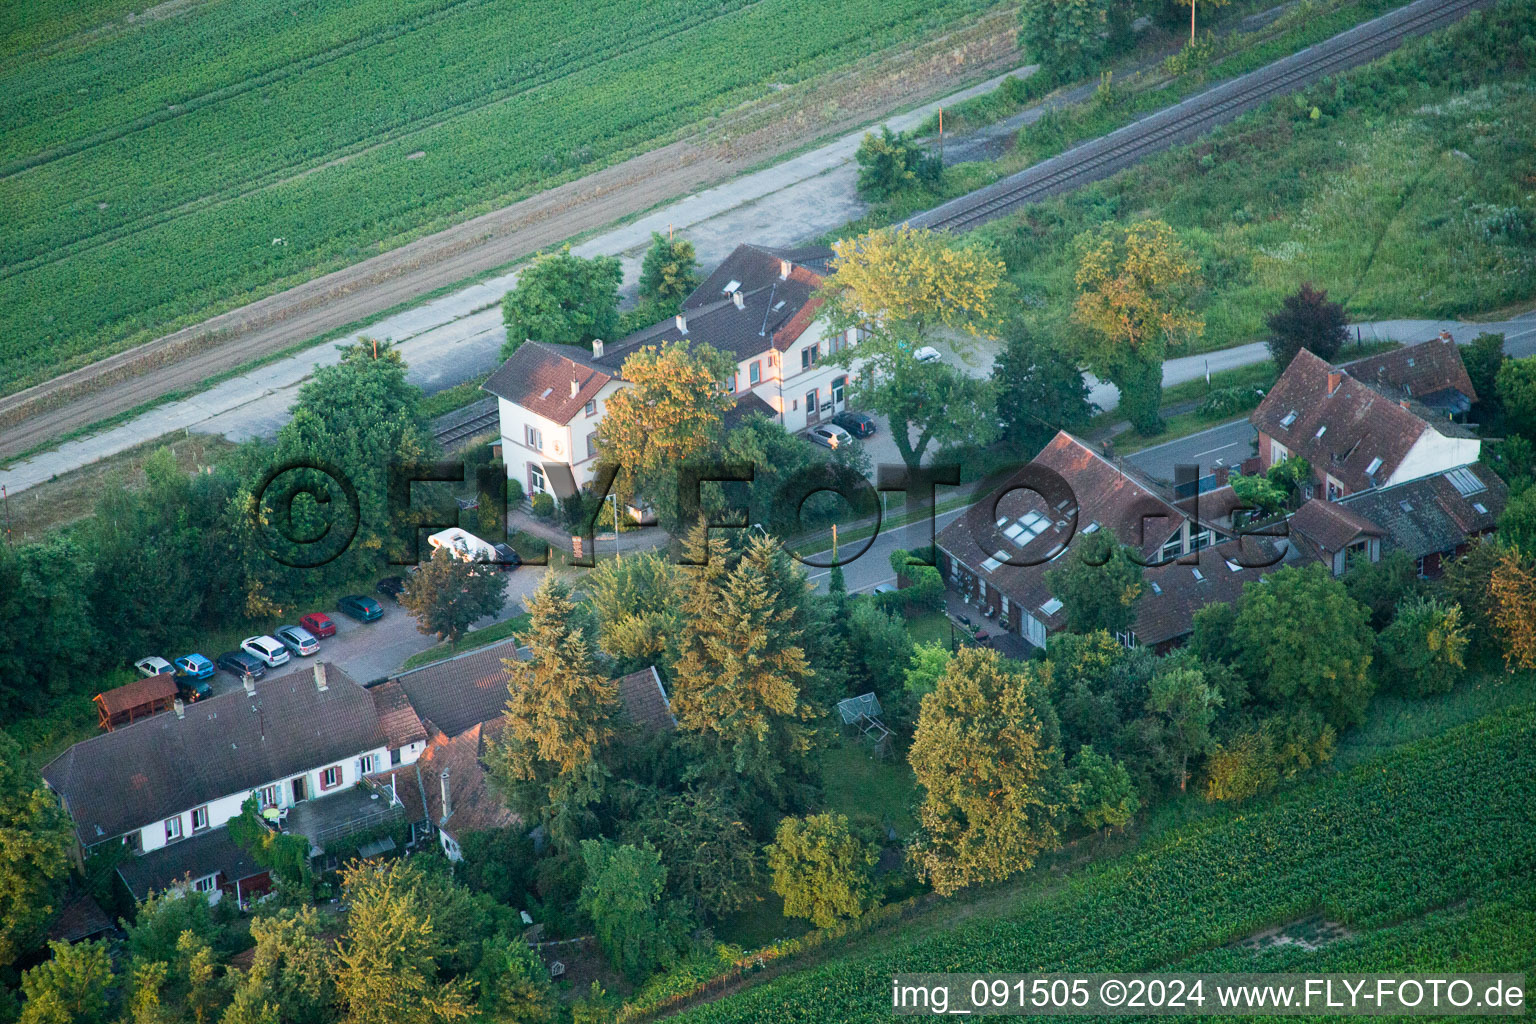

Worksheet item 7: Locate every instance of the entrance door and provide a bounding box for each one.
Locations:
[804,389,820,426]
[832,376,846,411]
[290,776,307,804]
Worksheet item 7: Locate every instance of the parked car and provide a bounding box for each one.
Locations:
[176,673,214,701]
[300,612,337,637]
[134,656,175,678]
[241,635,291,668]
[274,624,320,657]
[831,410,877,438]
[174,654,216,680]
[376,576,407,603]
[216,650,266,679]
[871,583,898,596]
[492,543,522,571]
[807,423,854,450]
[914,345,943,364]
[338,594,384,622]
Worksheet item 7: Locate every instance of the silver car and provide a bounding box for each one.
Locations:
[807,423,854,450]
[241,635,291,668]
[274,624,320,657]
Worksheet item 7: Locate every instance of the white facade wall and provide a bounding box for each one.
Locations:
[497,380,623,497]
[1388,431,1482,487]
[132,740,416,853]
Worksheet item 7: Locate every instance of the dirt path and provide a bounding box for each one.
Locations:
[0,15,1020,458]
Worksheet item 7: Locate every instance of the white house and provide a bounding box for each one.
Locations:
[484,243,860,499]
[42,663,427,902]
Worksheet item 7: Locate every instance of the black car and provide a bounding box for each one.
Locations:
[376,576,407,603]
[491,543,522,571]
[831,410,877,438]
[215,650,266,679]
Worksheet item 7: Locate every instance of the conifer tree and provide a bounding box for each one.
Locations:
[488,573,618,848]
[670,523,820,804]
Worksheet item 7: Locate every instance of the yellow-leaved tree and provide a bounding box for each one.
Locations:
[1070,219,1203,435]
[823,226,1008,469]
[1490,546,1536,672]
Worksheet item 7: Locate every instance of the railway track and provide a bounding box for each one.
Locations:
[432,408,499,448]
[910,0,1490,233]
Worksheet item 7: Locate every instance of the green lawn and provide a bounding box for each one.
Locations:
[400,612,531,671]
[972,1,1536,359]
[818,741,918,838]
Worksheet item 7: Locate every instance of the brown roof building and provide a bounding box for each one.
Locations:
[1252,345,1482,499]
[936,432,1235,651]
[95,675,177,732]
[1341,332,1478,417]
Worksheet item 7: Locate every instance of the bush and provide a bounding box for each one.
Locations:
[854,127,941,201]
[1197,385,1265,419]
[530,492,555,518]
[506,476,525,506]
[1375,596,1469,697]
[1202,711,1336,803]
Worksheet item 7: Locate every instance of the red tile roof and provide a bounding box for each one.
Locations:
[615,667,675,731]
[1289,498,1385,557]
[482,341,613,424]
[1251,349,1447,492]
[1134,538,1284,647]
[369,680,428,750]
[1342,335,1478,405]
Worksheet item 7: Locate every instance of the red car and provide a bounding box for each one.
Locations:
[300,612,337,638]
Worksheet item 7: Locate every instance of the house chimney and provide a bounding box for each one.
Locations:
[674,313,687,334]
[1327,371,1342,396]
[570,379,580,398]
[439,769,452,823]
[313,662,328,692]
[779,259,791,280]
[1439,329,1453,343]
[173,697,185,719]
[732,290,745,310]
[243,675,256,696]
[591,339,604,359]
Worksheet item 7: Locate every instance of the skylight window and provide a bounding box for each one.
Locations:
[1280,410,1298,428]
[1149,582,1162,594]
[1082,522,1100,534]
[723,279,741,294]
[1191,567,1205,582]
[1226,559,1243,573]
[1473,502,1488,514]
[1406,357,1415,367]
[1004,510,1050,545]
[539,386,553,399]
[1365,457,1384,476]
[1315,425,1327,439]
[1444,467,1486,496]
[980,550,1010,573]
[1040,597,1064,616]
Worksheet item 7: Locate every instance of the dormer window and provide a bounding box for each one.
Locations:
[1280,410,1298,428]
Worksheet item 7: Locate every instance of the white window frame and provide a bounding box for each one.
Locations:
[320,766,342,791]
[191,806,210,833]
[165,816,183,843]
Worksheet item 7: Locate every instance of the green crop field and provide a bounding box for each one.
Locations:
[0,0,1002,392]
[678,706,1536,1022]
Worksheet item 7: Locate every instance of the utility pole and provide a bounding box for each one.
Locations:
[1,484,9,547]
[831,522,838,565]
[1191,0,1197,43]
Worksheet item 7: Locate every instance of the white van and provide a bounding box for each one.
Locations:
[426,527,499,564]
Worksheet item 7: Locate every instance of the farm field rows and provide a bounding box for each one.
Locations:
[0,0,1005,392]
[678,706,1536,1022]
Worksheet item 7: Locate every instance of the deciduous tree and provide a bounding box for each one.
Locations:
[334,860,475,1024]
[596,340,735,511]
[1497,486,1536,552]
[501,248,621,354]
[1068,220,1203,434]
[1043,529,1144,638]
[1489,546,1536,672]
[638,233,699,304]
[17,940,113,1024]
[991,326,1091,454]
[1067,746,1139,832]
[1018,0,1132,77]
[854,127,941,201]
[908,648,1064,895]
[488,574,617,849]
[1144,664,1222,790]
[1265,282,1348,370]
[767,813,879,928]
[0,733,74,971]
[1229,564,1375,728]
[1376,596,1469,696]
[400,548,507,645]
[1496,354,1536,441]
[577,841,687,983]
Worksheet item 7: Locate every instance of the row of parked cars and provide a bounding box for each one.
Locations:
[133,594,389,698]
[807,409,877,451]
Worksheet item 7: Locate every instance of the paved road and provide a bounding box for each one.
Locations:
[1127,419,1258,483]
[802,505,971,595]
[0,66,1036,494]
